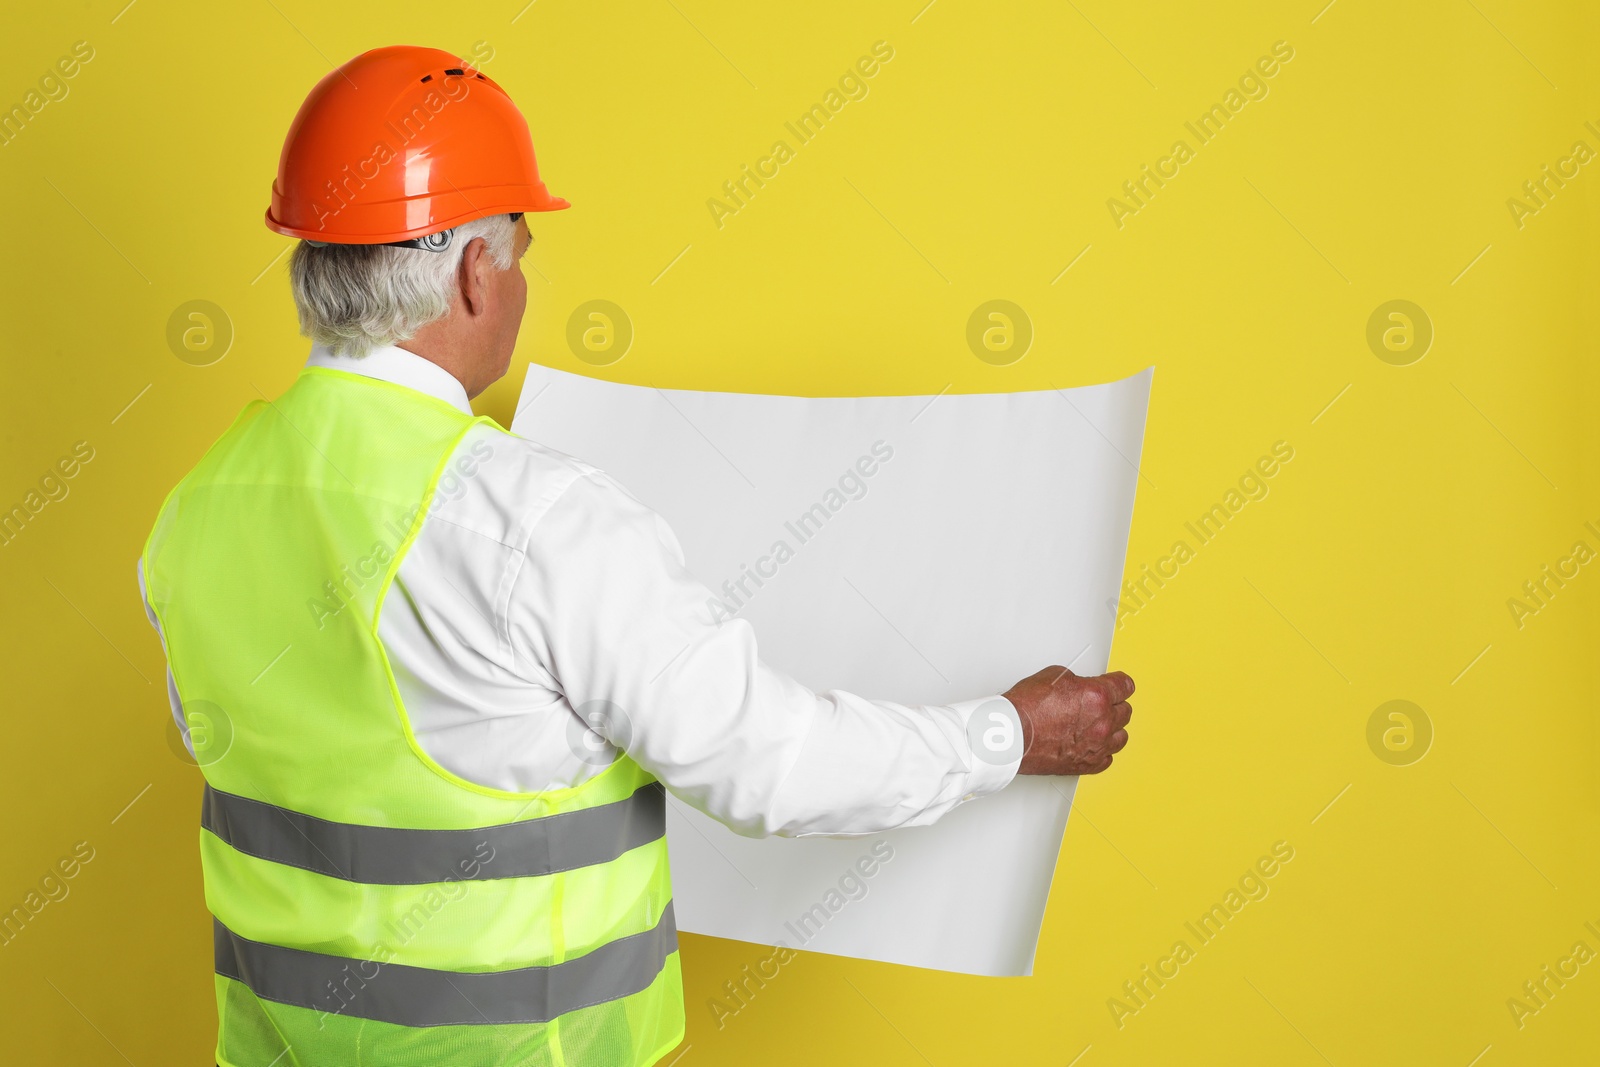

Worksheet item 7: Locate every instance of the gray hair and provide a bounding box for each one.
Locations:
[288,213,517,356]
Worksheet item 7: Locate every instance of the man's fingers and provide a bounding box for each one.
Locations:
[1099,671,1135,702]
[1108,728,1128,754]
[1111,701,1132,729]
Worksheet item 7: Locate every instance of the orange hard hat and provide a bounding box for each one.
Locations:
[265,45,567,244]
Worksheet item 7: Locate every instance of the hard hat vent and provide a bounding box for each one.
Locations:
[420,68,486,85]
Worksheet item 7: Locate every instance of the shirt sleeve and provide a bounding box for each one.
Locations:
[506,468,1020,839]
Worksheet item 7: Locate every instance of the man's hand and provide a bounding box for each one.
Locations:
[1003,666,1134,775]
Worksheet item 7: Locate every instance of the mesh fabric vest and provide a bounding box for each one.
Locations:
[142,367,683,1067]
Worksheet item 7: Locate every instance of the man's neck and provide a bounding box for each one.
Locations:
[397,337,480,399]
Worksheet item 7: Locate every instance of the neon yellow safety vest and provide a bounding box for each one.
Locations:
[142,366,684,1067]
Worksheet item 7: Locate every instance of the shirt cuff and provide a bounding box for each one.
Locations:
[948,695,1023,802]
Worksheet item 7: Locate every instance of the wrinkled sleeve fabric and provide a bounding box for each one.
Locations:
[507,467,1020,839]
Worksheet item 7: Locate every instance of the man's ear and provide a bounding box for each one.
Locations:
[458,237,492,317]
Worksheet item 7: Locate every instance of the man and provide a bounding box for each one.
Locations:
[140,46,1133,1067]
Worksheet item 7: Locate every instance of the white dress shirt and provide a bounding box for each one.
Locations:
[141,345,1020,837]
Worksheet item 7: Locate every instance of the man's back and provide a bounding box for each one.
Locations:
[144,362,682,1066]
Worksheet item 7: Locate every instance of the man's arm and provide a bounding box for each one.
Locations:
[508,468,1130,838]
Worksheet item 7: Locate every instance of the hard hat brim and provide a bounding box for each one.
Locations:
[265,186,569,244]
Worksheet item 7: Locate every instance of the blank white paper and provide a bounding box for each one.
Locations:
[511,365,1152,976]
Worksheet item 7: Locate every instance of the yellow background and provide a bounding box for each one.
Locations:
[2,1,1596,1063]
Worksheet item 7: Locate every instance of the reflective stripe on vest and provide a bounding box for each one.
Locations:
[214,902,678,1027]
[202,781,667,883]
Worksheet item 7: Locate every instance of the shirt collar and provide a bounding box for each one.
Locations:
[305,343,473,416]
